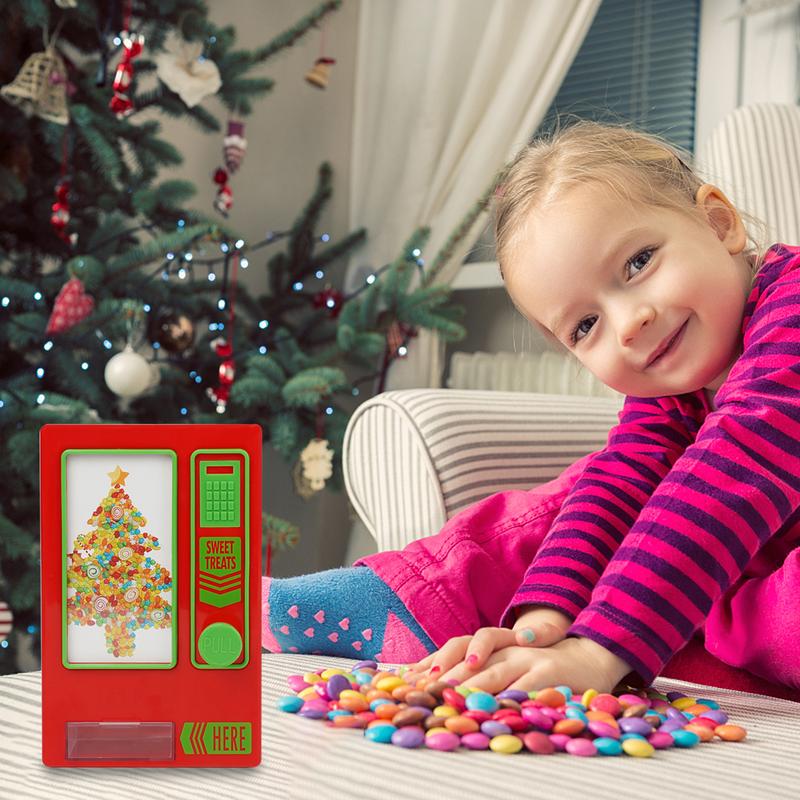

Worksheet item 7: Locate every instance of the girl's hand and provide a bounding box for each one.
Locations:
[429,636,632,697]
[403,610,570,683]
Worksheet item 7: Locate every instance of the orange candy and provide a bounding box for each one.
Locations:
[715,724,747,742]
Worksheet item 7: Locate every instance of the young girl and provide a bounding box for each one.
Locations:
[263,119,800,696]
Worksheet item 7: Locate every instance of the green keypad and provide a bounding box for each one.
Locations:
[199,461,241,527]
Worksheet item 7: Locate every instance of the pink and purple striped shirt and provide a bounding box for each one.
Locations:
[499,242,800,685]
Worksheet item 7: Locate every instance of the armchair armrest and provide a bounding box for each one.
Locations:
[342,388,624,554]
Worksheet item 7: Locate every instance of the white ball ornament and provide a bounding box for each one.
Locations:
[104,346,153,397]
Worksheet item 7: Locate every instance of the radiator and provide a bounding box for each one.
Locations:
[446,349,624,399]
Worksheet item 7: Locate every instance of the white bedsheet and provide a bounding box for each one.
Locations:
[1,653,799,799]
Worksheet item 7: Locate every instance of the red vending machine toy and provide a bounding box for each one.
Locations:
[40,424,262,767]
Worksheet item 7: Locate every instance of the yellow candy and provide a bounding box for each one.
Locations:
[425,727,449,737]
[375,676,405,692]
[321,668,348,680]
[622,739,655,758]
[339,689,368,703]
[671,697,698,710]
[581,688,599,708]
[489,734,523,754]
[298,687,319,700]
[432,704,459,718]
[303,672,324,684]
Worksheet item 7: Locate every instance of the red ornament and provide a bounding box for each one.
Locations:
[109,32,144,118]
[212,168,233,216]
[312,287,344,318]
[46,276,95,334]
[207,336,235,413]
[50,180,72,243]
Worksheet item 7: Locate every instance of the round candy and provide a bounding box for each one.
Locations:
[276,695,304,713]
[565,738,597,757]
[326,673,351,700]
[489,734,524,754]
[465,691,499,713]
[622,738,655,757]
[496,689,528,703]
[536,687,567,708]
[671,729,701,748]
[481,720,512,737]
[619,717,653,736]
[715,724,747,742]
[594,737,623,756]
[460,732,491,750]
[392,726,425,748]
[648,731,675,749]
[522,731,556,754]
[365,723,396,743]
[426,731,461,751]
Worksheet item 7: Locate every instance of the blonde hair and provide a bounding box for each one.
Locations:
[493,118,768,349]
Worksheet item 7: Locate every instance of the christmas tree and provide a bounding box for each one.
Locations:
[66,464,172,659]
[0,0,486,674]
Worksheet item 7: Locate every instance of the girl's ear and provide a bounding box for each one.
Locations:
[694,183,747,254]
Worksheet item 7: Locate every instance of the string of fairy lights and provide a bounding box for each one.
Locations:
[0,221,426,416]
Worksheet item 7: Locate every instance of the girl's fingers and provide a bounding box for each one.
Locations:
[463,628,520,670]
[514,621,567,648]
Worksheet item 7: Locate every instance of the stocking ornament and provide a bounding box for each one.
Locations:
[46,275,95,334]
[109,31,144,118]
[223,120,247,174]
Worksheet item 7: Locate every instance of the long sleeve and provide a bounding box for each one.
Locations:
[497,392,696,629]
[566,247,800,685]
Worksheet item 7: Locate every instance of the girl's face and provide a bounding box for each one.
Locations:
[504,181,754,399]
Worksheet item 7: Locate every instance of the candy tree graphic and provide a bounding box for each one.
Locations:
[66,465,172,658]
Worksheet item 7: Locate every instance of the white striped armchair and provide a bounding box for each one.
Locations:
[342,388,625,554]
[342,101,800,556]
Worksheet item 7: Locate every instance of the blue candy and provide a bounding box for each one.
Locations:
[276,695,303,713]
[594,737,623,756]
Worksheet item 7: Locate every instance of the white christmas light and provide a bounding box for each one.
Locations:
[103,339,112,349]
[81,362,89,370]
[258,346,267,354]
[259,320,269,329]
[36,393,45,404]
[218,299,226,310]
[34,291,42,300]
[180,407,188,415]
[36,368,44,378]
[208,273,216,281]
[143,304,151,312]
[240,258,249,268]
[178,268,187,279]
[166,252,175,260]
[220,243,230,253]
[293,282,303,291]
[235,239,244,249]
[412,248,421,257]
[366,275,376,284]
[321,233,330,242]
[398,346,408,356]
[43,340,53,351]
[325,406,333,415]
[184,252,193,261]
[1,297,9,307]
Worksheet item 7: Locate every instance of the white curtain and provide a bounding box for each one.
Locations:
[345,0,601,391]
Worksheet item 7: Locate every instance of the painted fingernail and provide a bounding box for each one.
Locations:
[431,665,441,674]
[520,629,536,643]
[467,654,478,665]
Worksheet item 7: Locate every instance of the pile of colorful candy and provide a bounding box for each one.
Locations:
[277,660,747,757]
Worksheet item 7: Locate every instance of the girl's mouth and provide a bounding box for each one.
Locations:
[648,319,688,368]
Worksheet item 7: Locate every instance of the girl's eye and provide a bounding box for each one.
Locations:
[568,248,654,345]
